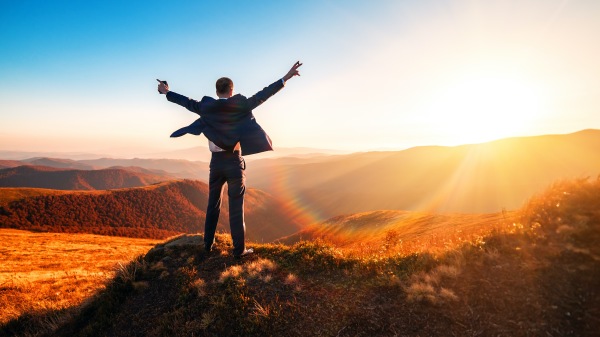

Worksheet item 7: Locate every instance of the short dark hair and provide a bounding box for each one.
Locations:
[216,77,233,95]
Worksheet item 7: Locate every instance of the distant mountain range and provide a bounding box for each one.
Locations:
[0,157,210,181]
[0,180,306,242]
[141,145,348,162]
[247,129,600,218]
[0,165,173,190]
[23,157,96,170]
[2,129,599,222]
[0,149,346,183]
[0,146,347,162]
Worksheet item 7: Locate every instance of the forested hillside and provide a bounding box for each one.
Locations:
[0,180,305,241]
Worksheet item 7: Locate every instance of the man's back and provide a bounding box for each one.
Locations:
[166,79,285,154]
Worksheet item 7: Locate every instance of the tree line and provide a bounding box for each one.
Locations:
[0,179,304,241]
[0,180,209,239]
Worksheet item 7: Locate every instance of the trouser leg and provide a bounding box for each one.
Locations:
[204,170,226,251]
[228,174,246,256]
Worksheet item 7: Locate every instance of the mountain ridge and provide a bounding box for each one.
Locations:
[0,165,173,190]
[248,129,600,217]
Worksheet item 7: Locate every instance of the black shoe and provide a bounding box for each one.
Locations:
[234,248,254,259]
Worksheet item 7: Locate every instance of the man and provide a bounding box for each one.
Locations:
[157,61,302,258]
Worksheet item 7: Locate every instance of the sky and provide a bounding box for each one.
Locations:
[1,0,599,157]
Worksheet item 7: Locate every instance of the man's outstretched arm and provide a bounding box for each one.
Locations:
[166,92,204,115]
[246,61,302,111]
[157,80,203,115]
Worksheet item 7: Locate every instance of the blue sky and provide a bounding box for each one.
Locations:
[1,0,599,156]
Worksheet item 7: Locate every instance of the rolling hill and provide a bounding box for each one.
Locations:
[0,157,211,181]
[0,160,30,169]
[278,210,517,254]
[247,129,600,218]
[22,157,96,170]
[0,180,306,242]
[0,165,173,190]
[80,158,211,181]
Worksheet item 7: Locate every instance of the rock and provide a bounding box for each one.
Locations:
[164,234,204,248]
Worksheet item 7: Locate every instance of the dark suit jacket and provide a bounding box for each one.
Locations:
[167,79,284,156]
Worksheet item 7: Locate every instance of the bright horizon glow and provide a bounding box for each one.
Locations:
[1,0,599,157]
[420,64,546,144]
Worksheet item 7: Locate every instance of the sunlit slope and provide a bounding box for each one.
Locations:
[0,229,160,328]
[0,180,306,242]
[249,129,600,218]
[279,210,516,253]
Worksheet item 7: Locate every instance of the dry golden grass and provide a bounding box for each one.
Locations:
[0,229,161,327]
[286,210,518,259]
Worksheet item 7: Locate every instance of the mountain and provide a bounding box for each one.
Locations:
[0,146,345,162]
[79,158,210,181]
[95,146,347,162]
[246,146,349,161]
[4,129,599,217]
[0,180,306,241]
[22,157,96,170]
[247,129,600,218]
[105,165,172,176]
[0,150,111,160]
[0,160,28,169]
[2,157,211,181]
[140,146,212,162]
[0,165,173,190]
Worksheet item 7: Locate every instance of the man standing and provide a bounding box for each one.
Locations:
[157,61,302,258]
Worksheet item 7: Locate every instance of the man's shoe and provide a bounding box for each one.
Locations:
[234,248,254,259]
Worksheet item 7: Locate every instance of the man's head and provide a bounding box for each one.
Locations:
[216,77,234,98]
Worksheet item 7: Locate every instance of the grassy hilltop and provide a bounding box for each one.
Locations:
[2,177,599,336]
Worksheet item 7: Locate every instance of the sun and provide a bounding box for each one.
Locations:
[423,68,546,144]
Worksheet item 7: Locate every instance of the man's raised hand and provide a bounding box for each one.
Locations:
[283,61,303,82]
[157,79,169,94]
